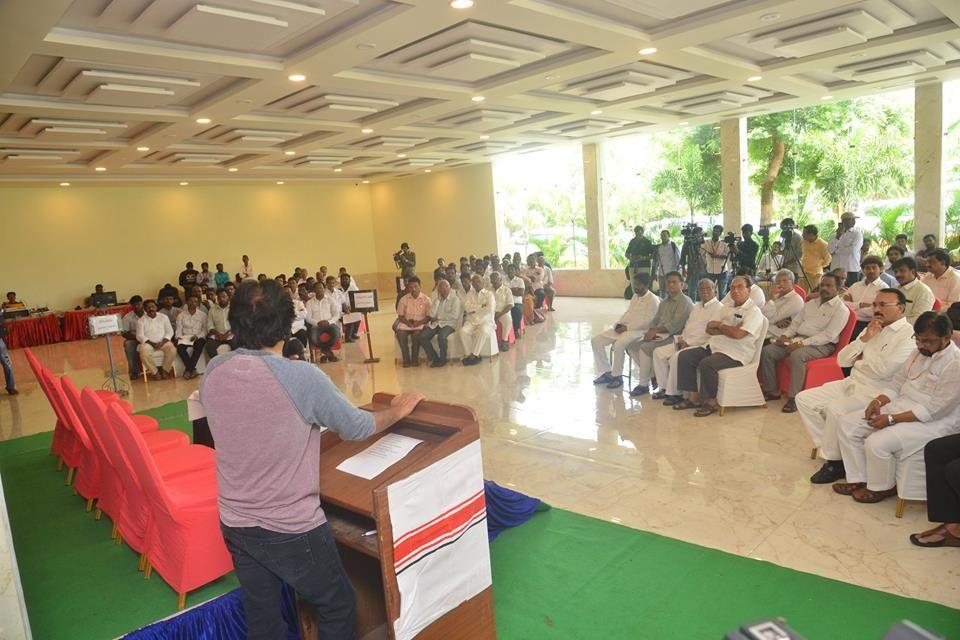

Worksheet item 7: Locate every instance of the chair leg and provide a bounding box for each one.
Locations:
[72,486,78,496]
[177,592,187,610]
[95,508,102,520]
[56,456,64,471]
[718,406,725,416]
[85,498,94,512]
[810,447,818,460]
[111,522,118,539]
[65,467,75,486]
[895,498,906,518]
[138,553,146,572]
[144,561,152,580]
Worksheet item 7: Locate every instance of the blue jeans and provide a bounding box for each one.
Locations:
[0,337,14,391]
[221,522,356,640]
[123,339,140,377]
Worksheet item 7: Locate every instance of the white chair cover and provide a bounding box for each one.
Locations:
[716,317,770,411]
[896,450,927,503]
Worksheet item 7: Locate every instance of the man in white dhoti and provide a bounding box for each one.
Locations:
[591,274,659,390]
[489,272,514,352]
[796,288,914,484]
[460,274,496,366]
[833,312,960,504]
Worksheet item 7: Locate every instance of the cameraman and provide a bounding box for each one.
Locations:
[625,226,655,282]
[779,218,805,279]
[703,225,730,297]
[738,224,759,275]
[680,226,706,302]
[394,242,417,279]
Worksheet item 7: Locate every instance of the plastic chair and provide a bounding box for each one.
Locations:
[22,348,66,460]
[142,349,176,383]
[777,307,857,395]
[895,450,927,518]
[717,317,770,416]
[107,404,231,610]
[933,298,943,312]
[40,370,87,488]
[792,284,806,299]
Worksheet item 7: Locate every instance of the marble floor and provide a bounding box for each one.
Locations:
[1,298,958,611]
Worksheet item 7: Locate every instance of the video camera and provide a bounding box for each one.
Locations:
[723,232,739,247]
[680,223,704,245]
[757,223,777,239]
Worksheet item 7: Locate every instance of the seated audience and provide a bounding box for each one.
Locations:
[894,233,914,259]
[394,276,431,367]
[205,290,234,358]
[591,274,660,390]
[673,276,764,417]
[652,279,721,405]
[883,246,904,282]
[796,288,914,484]
[287,284,308,349]
[522,277,544,325]
[460,274,497,366]
[524,255,546,309]
[490,272,514,352]
[537,254,556,311]
[505,264,525,335]
[923,249,960,306]
[239,254,255,281]
[224,281,237,299]
[910,434,960,548]
[214,263,231,290]
[760,273,849,413]
[721,272,765,307]
[3,292,24,310]
[136,299,177,380]
[843,256,886,338]
[198,262,214,289]
[418,280,462,367]
[120,295,145,378]
[893,257,935,324]
[158,295,181,325]
[762,269,804,339]
[305,283,341,363]
[157,283,181,307]
[625,272,692,396]
[433,258,446,285]
[339,273,362,342]
[458,273,473,303]
[174,294,208,380]
[179,261,199,296]
[915,234,939,271]
[834,312,960,504]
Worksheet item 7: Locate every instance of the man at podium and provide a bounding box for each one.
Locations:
[200,279,423,639]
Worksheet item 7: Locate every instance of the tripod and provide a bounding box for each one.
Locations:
[780,230,815,292]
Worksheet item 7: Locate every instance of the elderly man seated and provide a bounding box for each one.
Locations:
[760,273,849,413]
[833,312,960,504]
[843,256,888,339]
[652,278,722,405]
[395,276,432,367]
[489,272,514,352]
[721,272,766,308]
[796,288,915,484]
[461,274,496,366]
[305,282,341,363]
[418,280,463,367]
[538,254,556,311]
[625,271,692,396]
[136,299,177,380]
[672,276,764,417]
[761,269,804,340]
[924,249,960,306]
[894,257,935,324]
[505,264,525,335]
[591,274,660,390]
[174,294,207,380]
[205,290,233,359]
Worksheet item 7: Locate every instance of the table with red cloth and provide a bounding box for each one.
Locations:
[3,313,63,349]
[62,305,132,341]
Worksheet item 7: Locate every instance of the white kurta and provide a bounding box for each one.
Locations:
[652,298,722,395]
[460,289,497,356]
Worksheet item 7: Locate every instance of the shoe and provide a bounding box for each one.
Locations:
[6,388,18,395]
[430,360,444,368]
[832,482,866,496]
[629,384,648,397]
[781,398,797,413]
[651,390,667,400]
[810,460,845,484]
[157,369,167,380]
[662,395,682,406]
[593,372,613,384]
[852,486,898,503]
[605,377,623,389]
[325,353,339,363]
[402,362,411,368]
[763,391,782,401]
[146,373,160,381]
[465,356,481,366]
[461,356,472,365]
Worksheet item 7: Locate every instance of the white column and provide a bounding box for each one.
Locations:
[914,83,944,249]
[720,117,749,232]
[582,142,603,271]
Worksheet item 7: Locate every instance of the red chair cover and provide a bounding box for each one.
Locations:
[22,348,66,458]
[3,314,62,349]
[62,306,132,342]
[48,374,101,501]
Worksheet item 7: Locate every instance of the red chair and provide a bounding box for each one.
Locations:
[107,404,231,610]
[933,298,943,312]
[792,284,806,299]
[778,307,857,395]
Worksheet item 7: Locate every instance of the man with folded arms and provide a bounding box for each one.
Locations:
[833,312,960,504]
[591,274,660,390]
[843,256,887,339]
[524,255,546,309]
[305,283,341,363]
[762,269,804,340]
[175,294,208,380]
[653,279,721,405]
[136,299,177,380]
[418,280,462,367]
[923,249,960,306]
[673,276,764,417]
[206,290,234,359]
[894,257,935,325]
[460,274,496,366]
[759,273,849,413]
[796,288,915,484]
[394,276,431,367]
[625,272,692,396]
[489,272,514,352]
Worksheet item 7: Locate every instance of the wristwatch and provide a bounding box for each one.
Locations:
[887,414,896,426]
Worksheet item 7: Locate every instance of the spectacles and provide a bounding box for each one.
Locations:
[871,302,901,308]
[912,335,942,346]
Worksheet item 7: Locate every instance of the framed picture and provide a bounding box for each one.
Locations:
[349,289,379,313]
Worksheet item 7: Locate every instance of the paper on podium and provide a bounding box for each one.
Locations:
[336,433,424,480]
[187,390,206,421]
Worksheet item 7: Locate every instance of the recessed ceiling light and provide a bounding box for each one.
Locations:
[361,127,374,134]
[590,109,603,115]
[276,181,284,185]
[334,168,343,172]
[760,12,780,22]
[424,169,432,173]
[679,121,689,125]
[450,0,473,8]
[397,153,406,158]
[136,146,150,152]
[59,182,70,187]
[362,180,370,184]
[544,75,559,80]
[196,117,211,124]
[94,166,106,171]
[638,47,657,55]
[284,150,296,156]
[357,42,376,49]
[747,75,762,82]
[228,167,238,172]
[180,181,189,186]
[288,73,306,82]
[471,95,485,102]
[821,95,833,100]
[479,134,490,139]
[850,53,867,59]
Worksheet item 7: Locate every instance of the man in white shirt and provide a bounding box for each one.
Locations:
[174,294,207,379]
[625,272,692,396]
[721,273,765,308]
[136,299,176,380]
[796,288,915,484]
[653,230,681,295]
[843,256,887,339]
[923,249,960,306]
[702,225,730,296]
[652,279,722,404]
[338,273,362,342]
[674,276,764,417]
[760,273,850,412]
[239,254,255,281]
[524,255,546,309]
[591,274,660,390]
[536,254,556,311]
[894,257,936,325]
[325,275,352,342]
[286,283,308,360]
[762,269,805,340]
[120,295,145,378]
[505,264,526,336]
[460,274,497,366]
[489,272,514,352]
[828,212,864,286]
[198,262,215,290]
[305,282,341,363]
[833,312,960,504]
[205,290,233,359]
[418,280,463,367]
[457,273,473,304]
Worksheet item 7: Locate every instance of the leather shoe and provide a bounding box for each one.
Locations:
[832,482,866,496]
[810,460,845,484]
[651,390,667,400]
[662,395,682,406]
[593,372,612,385]
[605,377,623,389]
[629,384,648,397]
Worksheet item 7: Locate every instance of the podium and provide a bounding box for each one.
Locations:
[298,393,496,640]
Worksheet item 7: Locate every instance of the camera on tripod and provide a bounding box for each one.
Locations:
[681,223,704,245]
[757,223,776,239]
[723,232,739,247]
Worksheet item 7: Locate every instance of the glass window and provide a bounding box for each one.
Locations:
[944,80,960,248]
[492,144,587,269]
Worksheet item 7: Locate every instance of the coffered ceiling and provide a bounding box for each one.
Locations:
[1,0,959,183]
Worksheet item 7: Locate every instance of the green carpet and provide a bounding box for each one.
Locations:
[2,401,958,639]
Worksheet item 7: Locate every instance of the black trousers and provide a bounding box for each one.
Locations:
[924,434,960,523]
[846,271,862,287]
[418,325,456,363]
[510,305,523,334]
[283,338,307,361]
[176,339,206,372]
[395,330,421,363]
[221,522,356,640]
[205,338,232,359]
[534,288,545,309]
[676,347,742,400]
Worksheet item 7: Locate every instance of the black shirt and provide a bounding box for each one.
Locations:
[738,237,759,268]
[179,269,199,288]
[626,236,654,268]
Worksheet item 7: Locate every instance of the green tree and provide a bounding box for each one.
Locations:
[650,125,722,218]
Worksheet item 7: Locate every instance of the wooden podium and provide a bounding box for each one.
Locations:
[297,393,496,640]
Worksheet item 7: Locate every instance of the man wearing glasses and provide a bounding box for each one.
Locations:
[797,288,915,485]
[833,311,960,504]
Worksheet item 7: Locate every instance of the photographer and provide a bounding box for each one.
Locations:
[779,219,805,279]
[625,226,655,282]
[394,242,417,279]
[738,224,759,274]
[703,225,730,297]
[653,230,680,296]
[680,225,706,302]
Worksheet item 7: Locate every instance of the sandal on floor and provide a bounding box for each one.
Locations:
[910,526,960,548]
[832,482,866,496]
[852,486,897,503]
[694,405,718,417]
[672,400,700,411]
[781,399,797,413]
